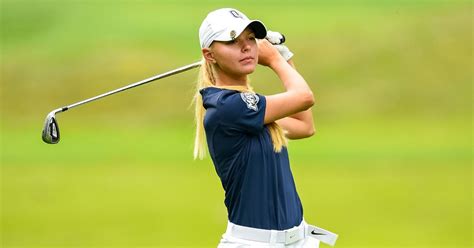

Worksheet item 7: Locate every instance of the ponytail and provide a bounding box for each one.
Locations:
[193,58,287,160]
[193,58,216,160]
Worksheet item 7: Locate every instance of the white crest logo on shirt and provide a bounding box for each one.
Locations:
[240,92,259,111]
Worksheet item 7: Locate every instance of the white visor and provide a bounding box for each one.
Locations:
[199,8,267,49]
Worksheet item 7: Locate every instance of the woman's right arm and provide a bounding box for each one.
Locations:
[258,40,315,125]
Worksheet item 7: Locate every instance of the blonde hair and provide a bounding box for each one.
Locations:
[193,58,287,160]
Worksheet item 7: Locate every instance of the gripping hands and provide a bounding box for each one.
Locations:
[265,30,294,61]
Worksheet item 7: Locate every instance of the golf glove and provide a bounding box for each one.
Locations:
[266,30,286,45]
[274,44,294,61]
[265,30,294,61]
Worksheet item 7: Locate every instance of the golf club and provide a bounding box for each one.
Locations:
[42,33,287,144]
[42,61,202,144]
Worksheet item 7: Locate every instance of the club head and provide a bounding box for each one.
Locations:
[42,110,60,144]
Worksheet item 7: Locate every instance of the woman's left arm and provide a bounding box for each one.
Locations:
[275,59,315,139]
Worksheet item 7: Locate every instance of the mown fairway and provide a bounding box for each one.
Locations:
[1,1,472,247]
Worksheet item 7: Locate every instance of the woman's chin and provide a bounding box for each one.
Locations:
[240,64,257,74]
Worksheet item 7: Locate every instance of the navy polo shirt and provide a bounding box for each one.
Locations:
[200,87,303,230]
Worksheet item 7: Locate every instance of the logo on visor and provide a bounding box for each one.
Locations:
[240,92,259,112]
[230,30,237,39]
[230,10,243,19]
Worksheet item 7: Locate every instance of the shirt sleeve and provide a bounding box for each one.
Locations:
[216,91,267,134]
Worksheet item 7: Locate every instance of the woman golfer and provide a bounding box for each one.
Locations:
[194,8,338,247]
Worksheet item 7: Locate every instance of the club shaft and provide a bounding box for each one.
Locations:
[60,61,202,112]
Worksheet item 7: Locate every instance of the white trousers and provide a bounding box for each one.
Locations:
[217,221,320,248]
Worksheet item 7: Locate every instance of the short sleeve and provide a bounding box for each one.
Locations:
[217,91,266,134]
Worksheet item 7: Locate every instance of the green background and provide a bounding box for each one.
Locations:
[1,0,471,247]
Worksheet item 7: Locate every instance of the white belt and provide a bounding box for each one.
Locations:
[225,220,338,246]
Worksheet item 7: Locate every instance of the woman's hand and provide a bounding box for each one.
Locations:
[257,39,285,68]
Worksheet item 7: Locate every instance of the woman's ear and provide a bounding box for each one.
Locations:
[202,48,216,64]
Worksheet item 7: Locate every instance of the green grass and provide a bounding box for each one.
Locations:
[1,1,471,122]
[1,118,471,247]
[2,162,471,247]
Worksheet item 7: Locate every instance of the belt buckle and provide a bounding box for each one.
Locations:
[285,228,300,245]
